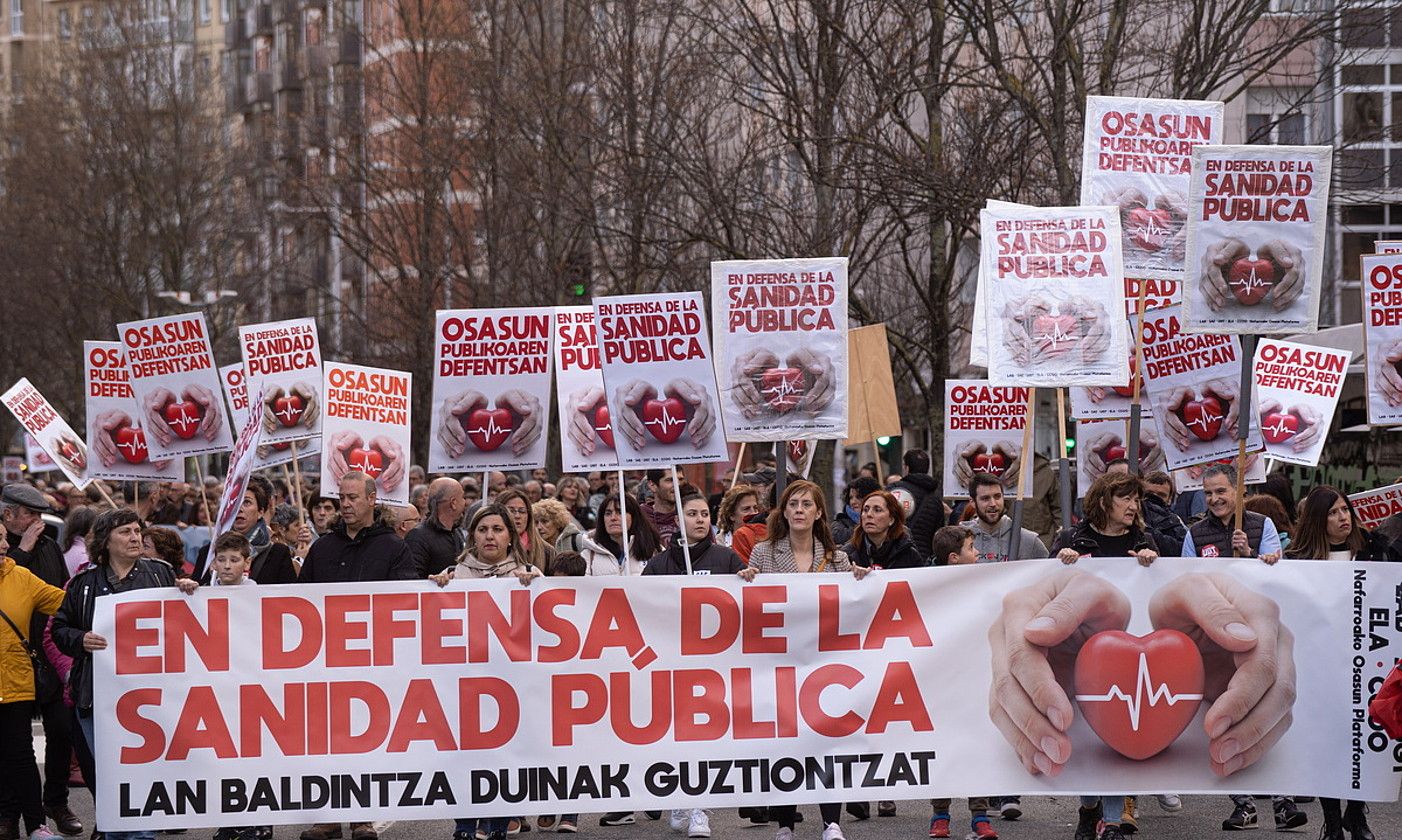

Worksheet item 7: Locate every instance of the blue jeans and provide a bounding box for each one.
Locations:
[454,818,510,838]
[77,711,156,840]
[1081,796,1125,823]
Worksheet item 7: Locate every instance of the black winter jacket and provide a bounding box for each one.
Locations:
[843,533,928,569]
[1141,494,1187,557]
[299,521,416,583]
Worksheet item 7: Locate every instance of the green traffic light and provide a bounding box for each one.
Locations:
[570,283,586,297]
[876,436,891,446]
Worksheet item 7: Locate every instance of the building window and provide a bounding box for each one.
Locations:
[1334,63,1402,190]
[1337,204,1402,324]
[9,0,22,36]
[220,0,230,23]
[199,0,210,24]
[1246,87,1310,145]
[58,8,71,37]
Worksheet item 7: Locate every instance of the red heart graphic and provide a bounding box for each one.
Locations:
[787,440,808,463]
[1112,356,1143,399]
[1177,396,1225,442]
[1261,411,1300,444]
[1126,207,1176,253]
[162,400,203,440]
[1074,629,1205,761]
[273,394,305,428]
[463,408,515,452]
[1031,314,1080,357]
[271,441,292,452]
[112,427,149,465]
[760,367,806,413]
[640,397,688,444]
[594,404,615,449]
[346,446,384,478]
[1101,443,1127,463]
[1228,258,1276,306]
[971,452,1006,477]
[56,438,85,469]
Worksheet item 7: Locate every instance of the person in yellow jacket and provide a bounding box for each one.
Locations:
[0,526,67,840]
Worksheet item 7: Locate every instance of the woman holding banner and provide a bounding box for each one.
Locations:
[592,494,660,575]
[738,480,868,840]
[1288,486,1401,840]
[497,489,555,573]
[842,490,926,570]
[432,504,542,585]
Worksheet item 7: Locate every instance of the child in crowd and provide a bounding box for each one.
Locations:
[207,533,266,840]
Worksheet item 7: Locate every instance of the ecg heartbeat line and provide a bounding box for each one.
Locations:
[1230,267,1271,292]
[1262,416,1296,439]
[275,404,301,424]
[348,452,381,473]
[644,406,687,431]
[468,416,512,439]
[1033,324,1078,344]
[116,437,144,458]
[761,377,803,406]
[1133,216,1170,245]
[1184,408,1221,434]
[595,419,611,435]
[167,412,198,434]
[1074,653,1204,731]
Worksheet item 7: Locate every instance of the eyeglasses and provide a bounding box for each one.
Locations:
[504,506,528,516]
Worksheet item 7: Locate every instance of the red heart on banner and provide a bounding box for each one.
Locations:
[162,400,203,440]
[273,394,305,428]
[760,367,806,413]
[1031,314,1080,356]
[971,452,1006,477]
[1228,258,1276,306]
[346,447,384,478]
[1101,443,1127,463]
[1177,396,1225,442]
[113,427,149,465]
[270,441,291,452]
[1112,356,1143,399]
[1126,207,1176,253]
[594,404,615,449]
[787,440,808,464]
[640,397,688,444]
[463,408,515,452]
[1261,411,1300,444]
[1074,629,1205,761]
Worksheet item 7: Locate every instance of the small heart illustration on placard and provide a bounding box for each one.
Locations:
[113,427,149,465]
[640,397,688,444]
[1031,314,1080,356]
[1112,356,1143,399]
[760,367,806,413]
[273,394,305,428]
[1074,629,1205,761]
[162,400,203,440]
[270,441,291,452]
[787,440,808,464]
[594,404,615,449]
[971,452,1006,477]
[1229,258,1276,306]
[1262,411,1300,444]
[346,446,384,478]
[1126,207,1176,253]
[1100,443,1127,463]
[1177,396,1225,442]
[463,408,515,452]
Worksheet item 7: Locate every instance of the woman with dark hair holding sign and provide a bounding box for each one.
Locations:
[1288,486,1399,840]
[591,494,660,575]
[843,490,926,570]
[739,479,867,840]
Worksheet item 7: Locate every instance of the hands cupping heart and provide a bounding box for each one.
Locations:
[730,348,836,419]
[1106,187,1187,258]
[989,569,1294,777]
[1201,237,1305,313]
[438,389,543,459]
[614,378,716,451]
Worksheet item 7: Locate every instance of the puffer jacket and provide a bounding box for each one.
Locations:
[0,558,65,703]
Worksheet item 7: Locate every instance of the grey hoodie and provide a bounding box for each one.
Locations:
[971,515,1048,563]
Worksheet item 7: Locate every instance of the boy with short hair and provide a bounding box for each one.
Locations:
[209,533,256,587]
[930,526,977,567]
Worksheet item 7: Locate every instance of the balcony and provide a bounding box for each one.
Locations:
[335,27,359,65]
[276,57,300,90]
[244,0,271,35]
[245,70,272,105]
[304,42,329,76]
[225,71,246,111]
[272,0,295,25]
[223,13,246,47]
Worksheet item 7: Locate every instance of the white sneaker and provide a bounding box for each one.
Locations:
[669,810,689,832]
[1157,794,1183,813]
[687,810,711,839]
[821,823,845,840]
[775,828,794,840]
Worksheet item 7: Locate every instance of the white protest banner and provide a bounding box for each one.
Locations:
[1,456,21,483]
[1252,339,1349,467]
[2,380,89,487]
[784,439,817,480]
[428,308,554,473]
[118,313,234,458]
[1363,254,1402,426]
[554,306,618,473]
[238,318,322,445]
[1377,241,1402,255]
[1075,417,1167,496]
[593,292,727,467]
[213,386,264,540]
[981,204,1129,386]
[1081,97,1224,280]
[1138,304,1263,470]
[942,380,1029,496]
[1183,145,1331,334]
[321,362,412,505]
[23,434,57,474]
[1170,455,1267,494]
[220,364,320,471]
[711,258,848,441]
[94,559,1402,831]
[1350,483,1402,530]
[84,342,182,482]
[971,198,1029,368]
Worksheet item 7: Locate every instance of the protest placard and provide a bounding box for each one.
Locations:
[428,308,554,473]
[320,362,412,505]
[1,456,21,483]
[2,379,89,487]
[971,199,1029,368]
[84,341,182,482]
[1377,240,1402,255]
[1350,482,1402,530]
[220,364,320,471]
[942,380,1030,496]
[553,306,618,473]
[593,293,727,467]
[1183,145,1331,334]
[1081,96,1224,280]
[94,560,1402,831]
[238,318,322,445]
[1362,254,1402,426]
[117,313,233,458]
[1251,339,1349,467]
[213,386,264,540]
[1075,416,1167,496]
[981,204,1129,386]
[1138,304,1263,470]
[711,258,848,441]
[23,435,56,474]
[845,324,900,446]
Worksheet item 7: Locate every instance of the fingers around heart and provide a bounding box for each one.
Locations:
[1212,710,1293,778]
